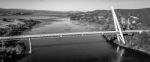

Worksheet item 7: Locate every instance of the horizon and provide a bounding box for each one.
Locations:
[0,0,150,11]
[1,6,150,12]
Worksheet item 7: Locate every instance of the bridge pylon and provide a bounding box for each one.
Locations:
[111,6,126,44]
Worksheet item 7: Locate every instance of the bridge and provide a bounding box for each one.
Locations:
[0,7,150,54]
[0,30,149,40]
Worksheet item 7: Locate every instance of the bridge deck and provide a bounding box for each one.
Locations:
[0,30,149,40]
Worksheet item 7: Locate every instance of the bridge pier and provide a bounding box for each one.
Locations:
[28,38,32,54]
[1,40,5,50]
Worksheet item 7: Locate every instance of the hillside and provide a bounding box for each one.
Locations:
[0,8,71,16]
[69,8,150,54]
[69,8,150,30]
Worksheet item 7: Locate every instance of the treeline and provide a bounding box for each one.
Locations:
[0,8,71,16]
[116,8,150,26]
[0,19,40,36]
[0,8,32,16]
[69,10,113,24]
[0,12,32,16]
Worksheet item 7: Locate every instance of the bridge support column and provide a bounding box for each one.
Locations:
[29,38,32,54]
[1,40,5,50]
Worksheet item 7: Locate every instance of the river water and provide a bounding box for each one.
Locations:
[15,17,150,62]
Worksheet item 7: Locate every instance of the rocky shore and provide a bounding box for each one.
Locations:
[102,32,150,54]
[69,8,150,54]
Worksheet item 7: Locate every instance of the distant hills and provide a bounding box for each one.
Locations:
[1,7,150,25]
[69,7,150,28]
[0,8,75,16]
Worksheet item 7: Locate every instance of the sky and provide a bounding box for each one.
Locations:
[0,0,150,11]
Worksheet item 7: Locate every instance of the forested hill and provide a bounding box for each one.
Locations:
[116,8,150,25]
[69,8,150,29]
[0,8,71,16]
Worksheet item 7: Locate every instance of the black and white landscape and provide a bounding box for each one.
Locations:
[0,0,150,62]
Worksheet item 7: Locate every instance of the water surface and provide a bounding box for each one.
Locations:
[14,17,150,62]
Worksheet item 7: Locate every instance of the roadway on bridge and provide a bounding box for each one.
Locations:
[0,30,149,40]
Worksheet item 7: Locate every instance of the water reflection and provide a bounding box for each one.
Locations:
[115,46,125,62]
[70,20,104,31]
[70,19,150,62]
[113,46,150,62]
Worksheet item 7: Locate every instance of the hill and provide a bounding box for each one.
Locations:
[69,8,150,30]
[0,8,72,16]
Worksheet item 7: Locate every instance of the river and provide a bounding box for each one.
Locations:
[13,17,150,62]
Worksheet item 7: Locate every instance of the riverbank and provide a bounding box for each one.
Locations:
[102,32,150,54]
[0,17,40,59]
[69,9,150,55]
[1,19,40,36]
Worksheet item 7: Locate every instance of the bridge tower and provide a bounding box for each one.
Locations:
[111,6,126,44]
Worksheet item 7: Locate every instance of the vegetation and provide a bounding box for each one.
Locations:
[69,8,150,54]
[0,8,71,16]
[0,28,7,35]
[0,18,40,59]
[69,8,150,30]
[0,19,40,36]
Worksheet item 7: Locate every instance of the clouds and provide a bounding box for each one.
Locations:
[0,0,150,11]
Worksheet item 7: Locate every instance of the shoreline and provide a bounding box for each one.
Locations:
[0,18,41,59]
[102,33,150,55]
[116,42,150,55]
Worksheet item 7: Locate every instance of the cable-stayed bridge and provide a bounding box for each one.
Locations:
[0,7,149,54]
[0,30,149,40]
